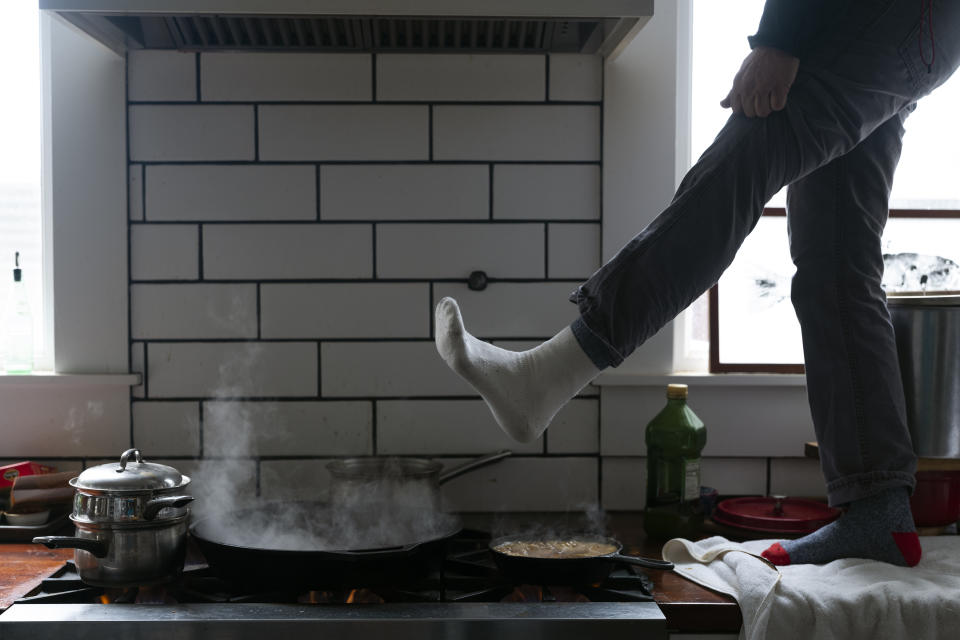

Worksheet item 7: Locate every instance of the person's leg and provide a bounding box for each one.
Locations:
[437,0,960,444]
[761,108,920,567]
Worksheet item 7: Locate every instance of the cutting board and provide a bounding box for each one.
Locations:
[0,544,73,610]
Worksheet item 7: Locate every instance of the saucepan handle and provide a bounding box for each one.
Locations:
[611,553,674,571]
[33,536,109,558]
[438,450,512,484]
[143,495,194,520]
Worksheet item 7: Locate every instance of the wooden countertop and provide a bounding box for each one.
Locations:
[1,512,743,633]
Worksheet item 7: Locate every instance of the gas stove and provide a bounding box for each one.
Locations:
[0,529,667,639]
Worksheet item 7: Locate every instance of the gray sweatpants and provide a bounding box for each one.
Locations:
[569,0,960,506]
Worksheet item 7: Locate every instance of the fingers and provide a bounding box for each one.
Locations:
[770,86,789,111]
[754,92,772,118]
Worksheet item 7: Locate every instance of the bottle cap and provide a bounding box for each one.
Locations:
[667,383,688,399]
[13,252,22,283]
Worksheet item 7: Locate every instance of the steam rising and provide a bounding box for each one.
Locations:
[190,341,459,552]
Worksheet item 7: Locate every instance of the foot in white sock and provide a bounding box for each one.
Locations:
[434,297,600,442]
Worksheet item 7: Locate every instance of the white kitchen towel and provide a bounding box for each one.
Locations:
[662,535,960,640]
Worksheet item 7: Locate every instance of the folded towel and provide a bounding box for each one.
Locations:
[662,535,960,640]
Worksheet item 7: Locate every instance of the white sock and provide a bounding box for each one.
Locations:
[434,297,601,443]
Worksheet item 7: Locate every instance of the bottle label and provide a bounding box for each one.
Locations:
[683,458,701,502]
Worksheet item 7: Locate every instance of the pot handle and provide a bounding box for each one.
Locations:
[611,552,674,571]
[33,536,109,558]
[438,450,511,485]
[143,495,194,521]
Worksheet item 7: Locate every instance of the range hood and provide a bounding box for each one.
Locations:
[40,0,653,58]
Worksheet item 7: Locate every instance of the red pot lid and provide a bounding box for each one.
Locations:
[712,497,841,534]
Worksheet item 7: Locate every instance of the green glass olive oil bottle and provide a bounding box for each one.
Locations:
[643,384,706,540]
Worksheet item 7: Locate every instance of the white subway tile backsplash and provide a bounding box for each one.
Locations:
[145,165,316,221]
[202,52,371,101]
[320,165,488,221]
[261,283,429,339]
[203,401,372,457]
[128,50,197,102]
[600,385,816,457]
[546,399,600,454]
[259,105,428,161]
[601,457,645,510]
[377,400,542,455]
[129,164,144,221]
[148,342,317,398]
[132,401,200,457]
[432,282,579,338]
[548,223,601,279]
[493,164,600,220]
[548,54,602,102]
[184,459,258,513]
[433,105,600,161]
[130,224,199,281]
[129,105,254,162]
[441,457,598,512]
[769,458,826,498]
[377,223,544,279]
[131,284,257,340]
[321,342,472,397]
[203,224,372,280]
[700,458,767,497]
[259,459,332,500]
[377,54,545,102]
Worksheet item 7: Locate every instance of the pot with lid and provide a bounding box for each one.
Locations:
[888,292,960,458]
[33,448,194,587]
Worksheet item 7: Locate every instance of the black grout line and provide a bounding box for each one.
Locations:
[371,53,377,102]
[195,53,201,102]
[127,218,601,225]
[126,99,603,107]
[488,164,494,220]
[129,160,600,167]
[140,164,146,220]
[197,223,204,280]
[544,53,550,102]
[371,399,378,455]
[428,281,435,338]
[256,283,261,339]
[125,48,134,449]
[766,458,772,496]
[544,224,549,278]
[143,344,150,399]
[428,104,434,161]
[315,164,322,220]
[197,400,204,458]
[253,104,260,161]
[133,335,564,344]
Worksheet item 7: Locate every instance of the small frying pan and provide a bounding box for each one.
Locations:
[489,535,674,585]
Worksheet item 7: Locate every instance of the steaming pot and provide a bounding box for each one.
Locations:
[34,448,194,587]
[327,450,511,511]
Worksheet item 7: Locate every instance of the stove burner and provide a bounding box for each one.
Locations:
[14,530,654,606]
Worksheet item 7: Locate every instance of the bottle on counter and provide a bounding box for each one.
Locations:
[643,383,706,540]
[2,252,34,374]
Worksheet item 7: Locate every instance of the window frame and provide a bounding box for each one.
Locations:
[709,206,960,373]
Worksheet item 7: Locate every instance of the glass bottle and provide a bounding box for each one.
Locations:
[2,252,34,374]
[643,384,706,540]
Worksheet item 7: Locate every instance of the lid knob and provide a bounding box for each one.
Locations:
[117,448,144,472]
[667,383,688,399]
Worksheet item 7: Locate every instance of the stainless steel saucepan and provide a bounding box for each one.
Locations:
[34,448,194,587]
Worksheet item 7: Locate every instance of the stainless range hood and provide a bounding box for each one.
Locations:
[40,0,653,58]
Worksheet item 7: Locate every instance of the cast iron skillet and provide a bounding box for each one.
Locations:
[190,500,461,590]
[489,535,674,585]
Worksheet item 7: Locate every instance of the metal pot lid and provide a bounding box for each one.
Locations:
[887,291,960,306]
[72,449,187,492]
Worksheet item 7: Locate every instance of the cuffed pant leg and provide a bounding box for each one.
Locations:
[787,109,918,506]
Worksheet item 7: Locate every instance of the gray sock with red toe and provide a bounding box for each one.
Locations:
[761,488,921,567]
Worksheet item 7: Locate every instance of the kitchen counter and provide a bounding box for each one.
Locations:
[0,512,741,634]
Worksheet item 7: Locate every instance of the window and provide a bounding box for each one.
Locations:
[684,0,960,373]
[0,3,50,371]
